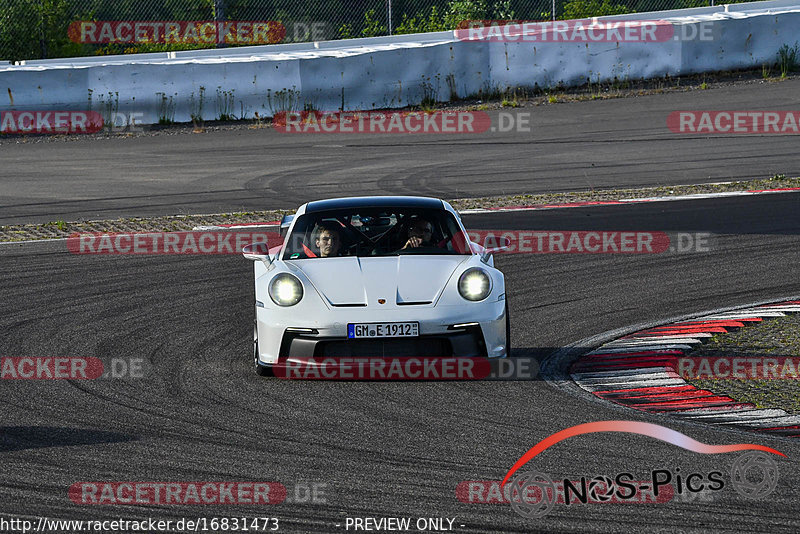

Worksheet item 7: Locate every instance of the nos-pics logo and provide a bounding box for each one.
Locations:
[501,421,784,519]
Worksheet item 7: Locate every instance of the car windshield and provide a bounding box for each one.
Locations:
[282,207,471,259]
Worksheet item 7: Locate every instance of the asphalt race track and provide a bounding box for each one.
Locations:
[1,78,800,225]
[1,192,798,533]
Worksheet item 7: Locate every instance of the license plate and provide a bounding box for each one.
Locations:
[347,322,419,338]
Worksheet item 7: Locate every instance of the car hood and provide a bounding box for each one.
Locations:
[290,255,471,306]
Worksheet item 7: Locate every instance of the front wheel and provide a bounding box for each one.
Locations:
[253,323,273,377]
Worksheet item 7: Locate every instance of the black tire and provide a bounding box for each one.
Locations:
[253,323,273,377]
[505,298,511,357]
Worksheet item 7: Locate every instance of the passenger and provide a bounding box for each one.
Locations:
[315,223,342,257]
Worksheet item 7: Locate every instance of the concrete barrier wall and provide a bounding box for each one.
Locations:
[1,0,798,126]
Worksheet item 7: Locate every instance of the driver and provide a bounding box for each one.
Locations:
[315,223,342,257]
[401,217,434,250]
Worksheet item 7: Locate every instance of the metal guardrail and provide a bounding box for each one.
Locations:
[2,0,797,130]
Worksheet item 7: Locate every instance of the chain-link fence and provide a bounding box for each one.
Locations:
[0,0,760,62]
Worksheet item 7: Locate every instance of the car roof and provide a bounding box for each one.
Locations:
[305,196,444,213]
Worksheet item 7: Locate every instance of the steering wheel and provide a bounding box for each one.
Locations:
[358,222,408,255]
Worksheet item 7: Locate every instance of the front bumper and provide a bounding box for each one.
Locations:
[255,300,507,365]
[279,324,487,359]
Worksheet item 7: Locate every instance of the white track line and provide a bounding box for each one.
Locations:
[587,345,695,354]
[572,367,675,379]
[575,378,688,391]
[458,188,800,215]
[699,312,785,319]
[603,338,705,347]
[625,332,715,339]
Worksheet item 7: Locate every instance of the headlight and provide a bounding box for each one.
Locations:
[458,268,492,301]
[269,273,303,306]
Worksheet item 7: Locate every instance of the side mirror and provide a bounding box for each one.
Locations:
[243,243,273,266]
[480,235,511,262]
[279,214,294,239]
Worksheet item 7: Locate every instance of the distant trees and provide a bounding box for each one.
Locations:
[1,0,730,62]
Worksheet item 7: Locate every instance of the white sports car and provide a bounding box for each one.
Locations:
[243,196,510,376]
